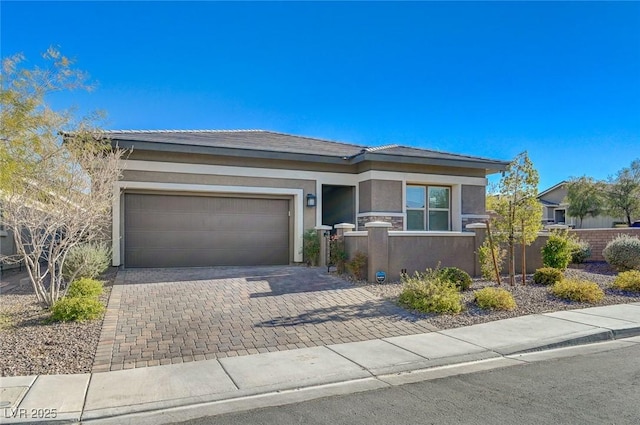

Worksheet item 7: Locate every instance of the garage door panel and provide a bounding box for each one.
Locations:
[124,194,290,267]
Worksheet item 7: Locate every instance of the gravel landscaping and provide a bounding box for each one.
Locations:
[354,262,640,330]
[1,262,639,377]
[0,268,116,377]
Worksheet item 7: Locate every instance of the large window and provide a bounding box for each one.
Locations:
[406,185,450,231]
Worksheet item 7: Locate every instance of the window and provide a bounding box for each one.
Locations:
[406,185,450,231]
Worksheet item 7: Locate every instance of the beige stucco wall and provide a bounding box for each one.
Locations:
[461,185,486,215]
[540,186,568,205]
[356,162,487,178]
[358,180,402,213]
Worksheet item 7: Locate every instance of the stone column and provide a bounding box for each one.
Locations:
[314,225,332,267]
[365,221,392,283]
[466,222,487,277]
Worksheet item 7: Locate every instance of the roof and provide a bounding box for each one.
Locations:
[99,129,510,172]
[537,181,567,198]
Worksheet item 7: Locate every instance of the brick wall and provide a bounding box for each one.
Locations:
[569,228,640,262]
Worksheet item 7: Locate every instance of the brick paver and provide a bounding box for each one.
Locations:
[93,266,437,372]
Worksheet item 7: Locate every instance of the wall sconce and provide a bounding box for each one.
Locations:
[306,193,317,207]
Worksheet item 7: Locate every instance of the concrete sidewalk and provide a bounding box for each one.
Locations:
[2,303,640,425]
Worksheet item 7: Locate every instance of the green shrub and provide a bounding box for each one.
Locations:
[398,271,463,314]
[66,278,103,299]
[302,229,320,266]
[62,242,111,281]
[542,232,572,270]
[346,251,367,280]
[603,234,640,271]
[551,278,604,303]
[532,267,564,285]
[612,270,640,292]
[330,235,348,274]
[474,287,517,311]
[478,240,506,282]
[51,297,105,322]
[437,267,472,291]
[568,238,591,264]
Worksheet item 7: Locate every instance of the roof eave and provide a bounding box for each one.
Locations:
[352,152,510,173]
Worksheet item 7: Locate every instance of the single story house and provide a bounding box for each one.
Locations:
[538,181,624,229]
[105,130,509,268]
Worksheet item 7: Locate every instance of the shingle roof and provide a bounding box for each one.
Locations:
[102,129,509,171]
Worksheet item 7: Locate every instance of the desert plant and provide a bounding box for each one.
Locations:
[437,267,472,291]
[346,251,367,280]
[551,278,604,303]
[478,240,506,282]
[66,277,103,299]
[568,238,591,264]
[302,229,321,266]
[398,270,463,314]
[62,242,111,282]
[612,270,640,292]
[474,287,517,311]
[532,267,564,285]
[542,232,572,270]
[603,234,640,271]
[329,235,348,274]
[50,297,105,322]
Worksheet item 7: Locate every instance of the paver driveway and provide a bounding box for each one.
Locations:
[93,266,437,372]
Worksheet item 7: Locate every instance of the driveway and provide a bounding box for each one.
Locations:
[93,266,437,372]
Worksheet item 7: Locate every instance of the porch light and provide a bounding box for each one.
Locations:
[306,193,317,207]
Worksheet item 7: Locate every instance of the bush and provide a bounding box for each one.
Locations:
[612,270,640,292]
[398,271,463,314]
[302,229,320,266]
[542,232,572,270]
[603,234,640,271]
[346,251,367,280]
[437,267,472,291]
[478,240,506,282]
[474,287,517,311]
[568,238,591,264]
[330,235,348,274]
[66,278,103,299]
[551,278,604,303]
[51,297,105,322]
[532,267,564,285]
[62,242,111,281]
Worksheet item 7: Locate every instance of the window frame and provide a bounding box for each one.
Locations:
[406,184,451,231]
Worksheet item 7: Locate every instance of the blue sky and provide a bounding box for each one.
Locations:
[2,1,639,191]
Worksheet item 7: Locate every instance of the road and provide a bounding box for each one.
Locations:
[170,343,640,425]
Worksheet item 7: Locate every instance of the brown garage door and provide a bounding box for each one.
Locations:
[124,194,290,267]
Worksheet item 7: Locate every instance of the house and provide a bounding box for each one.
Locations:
[537,181,623,229]
[0,205,19,274]
[105,130,509,268]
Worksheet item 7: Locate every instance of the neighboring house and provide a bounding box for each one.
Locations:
[537,181,623,229]
[105,130,509,268]
[0,204,19,273]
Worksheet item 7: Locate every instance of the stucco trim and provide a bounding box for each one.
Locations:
[389,231,474,237]
[112,181,304,266]
[357,212,405,217]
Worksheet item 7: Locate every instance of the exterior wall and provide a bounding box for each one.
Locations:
[461,185,485,215]
[356,162,487,178]
[0,229,19,271]
[565,214,626,229]
[569,228,640,261]
[540,186,568,205]
[358,180,402,213]
[357,215,403,230]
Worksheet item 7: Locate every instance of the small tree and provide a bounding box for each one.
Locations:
[0,48,124,307]
[605,159,640,226]
[489,152,542,285]
[565,176,603,228]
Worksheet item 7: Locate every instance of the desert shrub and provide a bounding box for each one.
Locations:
[532,267,564,285]
[398,270,463,314]
[567,237,591,264]
[51,297,105,322]
[329,235,348,274]
[62,242,111,281]
[474,287,517,311]
[302,229,321,266]
[612,270,640,292]
[66,277,103,299]
[347,251,367,280]
[603,234,640,271]
[478,240,506,282]
[542,232,572,270]
[551,278,604,303]
[437,267,472,291]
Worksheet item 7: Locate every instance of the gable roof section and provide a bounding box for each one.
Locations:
[102,129,509,172]
[537,181,567,199]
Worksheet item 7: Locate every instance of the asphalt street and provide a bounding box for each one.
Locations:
[172,343,640,425]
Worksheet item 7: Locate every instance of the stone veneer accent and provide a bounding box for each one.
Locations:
[357,215,403,231]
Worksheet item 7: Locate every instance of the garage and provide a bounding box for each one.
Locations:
[124,193,290,267]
